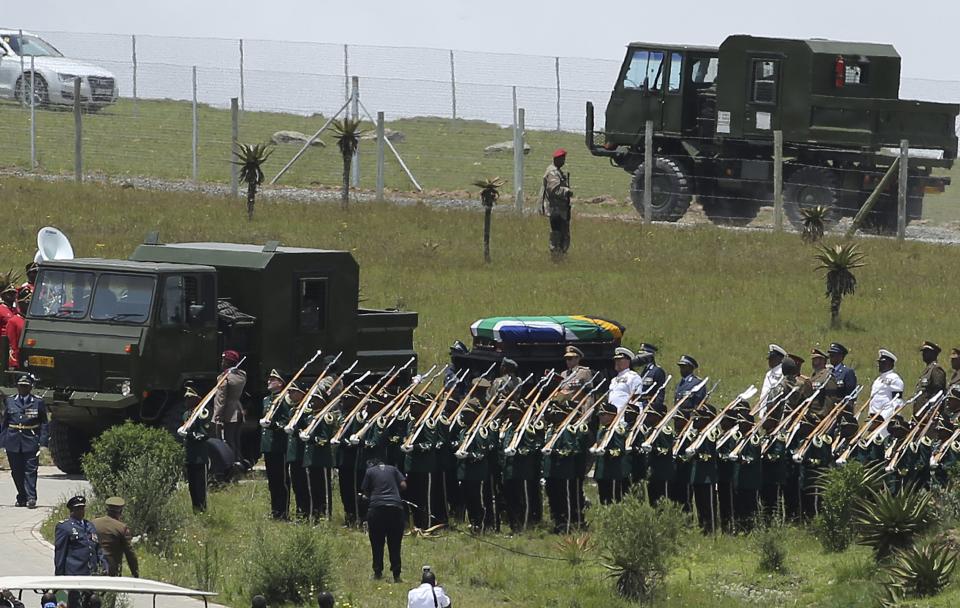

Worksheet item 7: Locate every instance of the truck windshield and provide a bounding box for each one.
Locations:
[90,274,156,323]
[29,270,95,318]
[622,50,665,90]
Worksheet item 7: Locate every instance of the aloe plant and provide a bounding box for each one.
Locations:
[332,117,365,210]
[883,541,958,601]
[800,205,828,243]
[232,143,274,220]
[473,177,505,263]
[854,484,936,561]
[814,242,866,327]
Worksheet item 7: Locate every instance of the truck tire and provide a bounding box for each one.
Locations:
[784,166,843,229]
[700,195,761,227]
[630,157,692,222]
[48,420,91,475]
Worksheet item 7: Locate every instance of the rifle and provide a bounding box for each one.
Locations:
[349,372,427,445]
[683,385,757,457]
[284,357,356,434]
[297,371,371,441]
[672,380,721,455]
[445,363,498,430]
[623,375,673,451]
[178,356,247,437]
[640,376,709,453]
[259,350,323,427]
[885,391,944,472]
[791,385,862,463]
[330,358,414,444]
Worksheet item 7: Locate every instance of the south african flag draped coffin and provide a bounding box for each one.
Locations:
[470,315,625,345]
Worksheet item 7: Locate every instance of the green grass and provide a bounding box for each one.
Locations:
[39,479,960,608]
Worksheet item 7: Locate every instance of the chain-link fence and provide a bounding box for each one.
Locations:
[1,29,960,239]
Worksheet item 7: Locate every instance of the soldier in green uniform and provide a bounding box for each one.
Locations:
[594,401,630,504]
[336,395,368,527]
[948,349,960,391]
[731,410,763,528]
[303,390,337,522]
[685,406,719,531]
[403,397,445,530]
[540,148,573,255]
[543,404,583,534]
[714,408,740,531]
[500,402,543,533]
[283,384,310,519]
[644,410,676,506]
[181,385,210,513]
[760,413,789,520]
[90,497,139,578]
[916,341,947,409]
[260,369,290,520]
[456,400,495,533]
[808,349,839,417]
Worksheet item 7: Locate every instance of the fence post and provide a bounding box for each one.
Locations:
[555,57,561,131]
[449,50,457,120]
[73,78,82,183]
[18,29,24,103]
[29,56,36,169]
[230,97,239,198]
[774,130,784,231]
[192,66,199,184]
[131,35,138,108]
[351,76,360,187]
[643,120,653,223]
[512,86,517,126]
[238,39,245,111]
[376,111,385,201]
[343,45,350,105]
[897,139,909,241]
[514,108,525,211]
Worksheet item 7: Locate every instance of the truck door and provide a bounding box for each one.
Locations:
[293,275,330,363]
[151,273,218,386]
[660,52,685,135]
[742,57,782,138]
[606,48,668,139]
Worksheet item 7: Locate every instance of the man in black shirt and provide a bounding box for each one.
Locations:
[360,458,407,582]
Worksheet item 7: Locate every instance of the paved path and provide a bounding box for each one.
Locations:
[0,466,224,608]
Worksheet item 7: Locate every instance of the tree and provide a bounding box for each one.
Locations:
[232,143,273,220]
[332,117,365,210]
[473,177,505,263]
[814,242,866,327]
[800,205,828,243]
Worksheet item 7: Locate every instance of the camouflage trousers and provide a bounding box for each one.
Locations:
[549,214,570,254]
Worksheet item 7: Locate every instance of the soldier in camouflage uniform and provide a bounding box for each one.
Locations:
[916,341,947,408]
[540,149,573,255]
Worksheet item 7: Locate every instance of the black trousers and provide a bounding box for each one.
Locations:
[306,466,333,521]
[526,478,543,524]
[545,478,580,534]
[338,466,361,525]
[597,478,630,505]
[716,481,736,531]
[221,422,242,462]
[185,462,207,512]
[735,488,760,529]
[367,505,404,577]
[648,479,670,506]
[760,483,784,520]
[406,472,445,529]
[549,214,570,254]
[264,452,290,519]
[668,480,691,511]
[6,449,38,504]
[443,467,463,521]
[691,483,716,533]
[503,478,530,532]
[461,479,494,532]
[289,463,310,519]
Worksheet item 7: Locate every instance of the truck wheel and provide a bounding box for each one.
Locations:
[48,420,91,475]
[630,157,692,222]
[784,166,843,229]
[700,195,761,227]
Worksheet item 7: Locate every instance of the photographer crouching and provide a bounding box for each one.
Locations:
[407,566,452,608]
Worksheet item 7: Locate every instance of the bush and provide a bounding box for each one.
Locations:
[82,423,184,547]
[245,523,333,605]
[754,523,788,573]
[813,462,884,553]
[855,483,937,561]
[883,540,959,602]
[591,490,691,602]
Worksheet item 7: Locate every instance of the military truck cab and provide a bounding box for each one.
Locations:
[19,240,418,473]
[588,35,959,230]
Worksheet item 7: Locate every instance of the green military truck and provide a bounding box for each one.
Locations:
[15,238,417,473]
[586,35,959,230]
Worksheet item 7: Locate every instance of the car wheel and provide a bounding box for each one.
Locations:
[16,74,49,107]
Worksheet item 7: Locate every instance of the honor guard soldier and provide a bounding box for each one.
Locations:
[916,341,947,406]
[402,397,446,531]
[675,355,705,414]
[499,402,543,533]
[284,383,311,519]
[2,374,48,508]
[90,497,139,578]
[828,342,858,403]
[757,344,787,412]
[260,370,290,520]
[181,384,210,512]
[808,348,839,417]
[55,496,108,608]
[491,358,521,401]
[558,346,593,400]
[302,390,337,522]
[634,343,667,410]
[594,401,630,504]
[948,349,960,390]
[455,400,496,533]
[541,148,574,255]
[609,347,642,412]
[870,350,904,430]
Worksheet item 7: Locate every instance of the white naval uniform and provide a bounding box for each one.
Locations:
[757,364,783,416]
[609,368,642,412]
[869,370,904,437]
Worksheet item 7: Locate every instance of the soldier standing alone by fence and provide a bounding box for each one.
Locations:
[541,149,573,256]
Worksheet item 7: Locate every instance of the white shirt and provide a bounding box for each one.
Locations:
[609,369,643,412]
[408,583,451,608]
[756,364,783,417]
[869,370,904,421]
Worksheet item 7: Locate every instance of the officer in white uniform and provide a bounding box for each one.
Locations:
[757,344,786,416]
[609,347,642,412]
[869,349,904,432]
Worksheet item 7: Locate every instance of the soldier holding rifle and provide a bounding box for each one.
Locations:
[541,148,573,256]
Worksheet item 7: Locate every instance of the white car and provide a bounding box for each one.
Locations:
[0,30,118,108]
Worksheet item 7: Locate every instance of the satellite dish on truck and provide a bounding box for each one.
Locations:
[36,226,75,261]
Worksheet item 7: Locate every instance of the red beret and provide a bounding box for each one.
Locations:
[222,349,241,364]
[553,148,567,159]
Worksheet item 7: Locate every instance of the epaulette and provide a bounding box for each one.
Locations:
[823,434,833,445]
[377,417,387,428]
[873,434,884,445]
[357,410,369,422]
[707,428,720,442]
[478,427,489,439]
[425,419,437,430]
[533,420,545,431]
[324,413,336,424]
[951,441,960,453]
[615,424,627,435]
[578,423,589,433]
[488,420,500,432]
[662,425,674,436]
[749,434,760,445]
[921,436,933,447]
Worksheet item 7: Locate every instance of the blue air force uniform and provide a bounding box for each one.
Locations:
[674,356,705,414]
[828,343,857,402]
[54,518,106,575]
[1,378,49,506]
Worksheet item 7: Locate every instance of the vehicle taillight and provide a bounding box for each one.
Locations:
[124,344,135,354]
[25,338,37,347]
[835,55,846,89]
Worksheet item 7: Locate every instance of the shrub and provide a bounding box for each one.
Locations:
[883,540,959,602]
[82,423,184,548]
[813,462,884,553]
[591,491,691,602]
[855,483,937,561]
[245,523,333,604]
[754,523,788,573]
